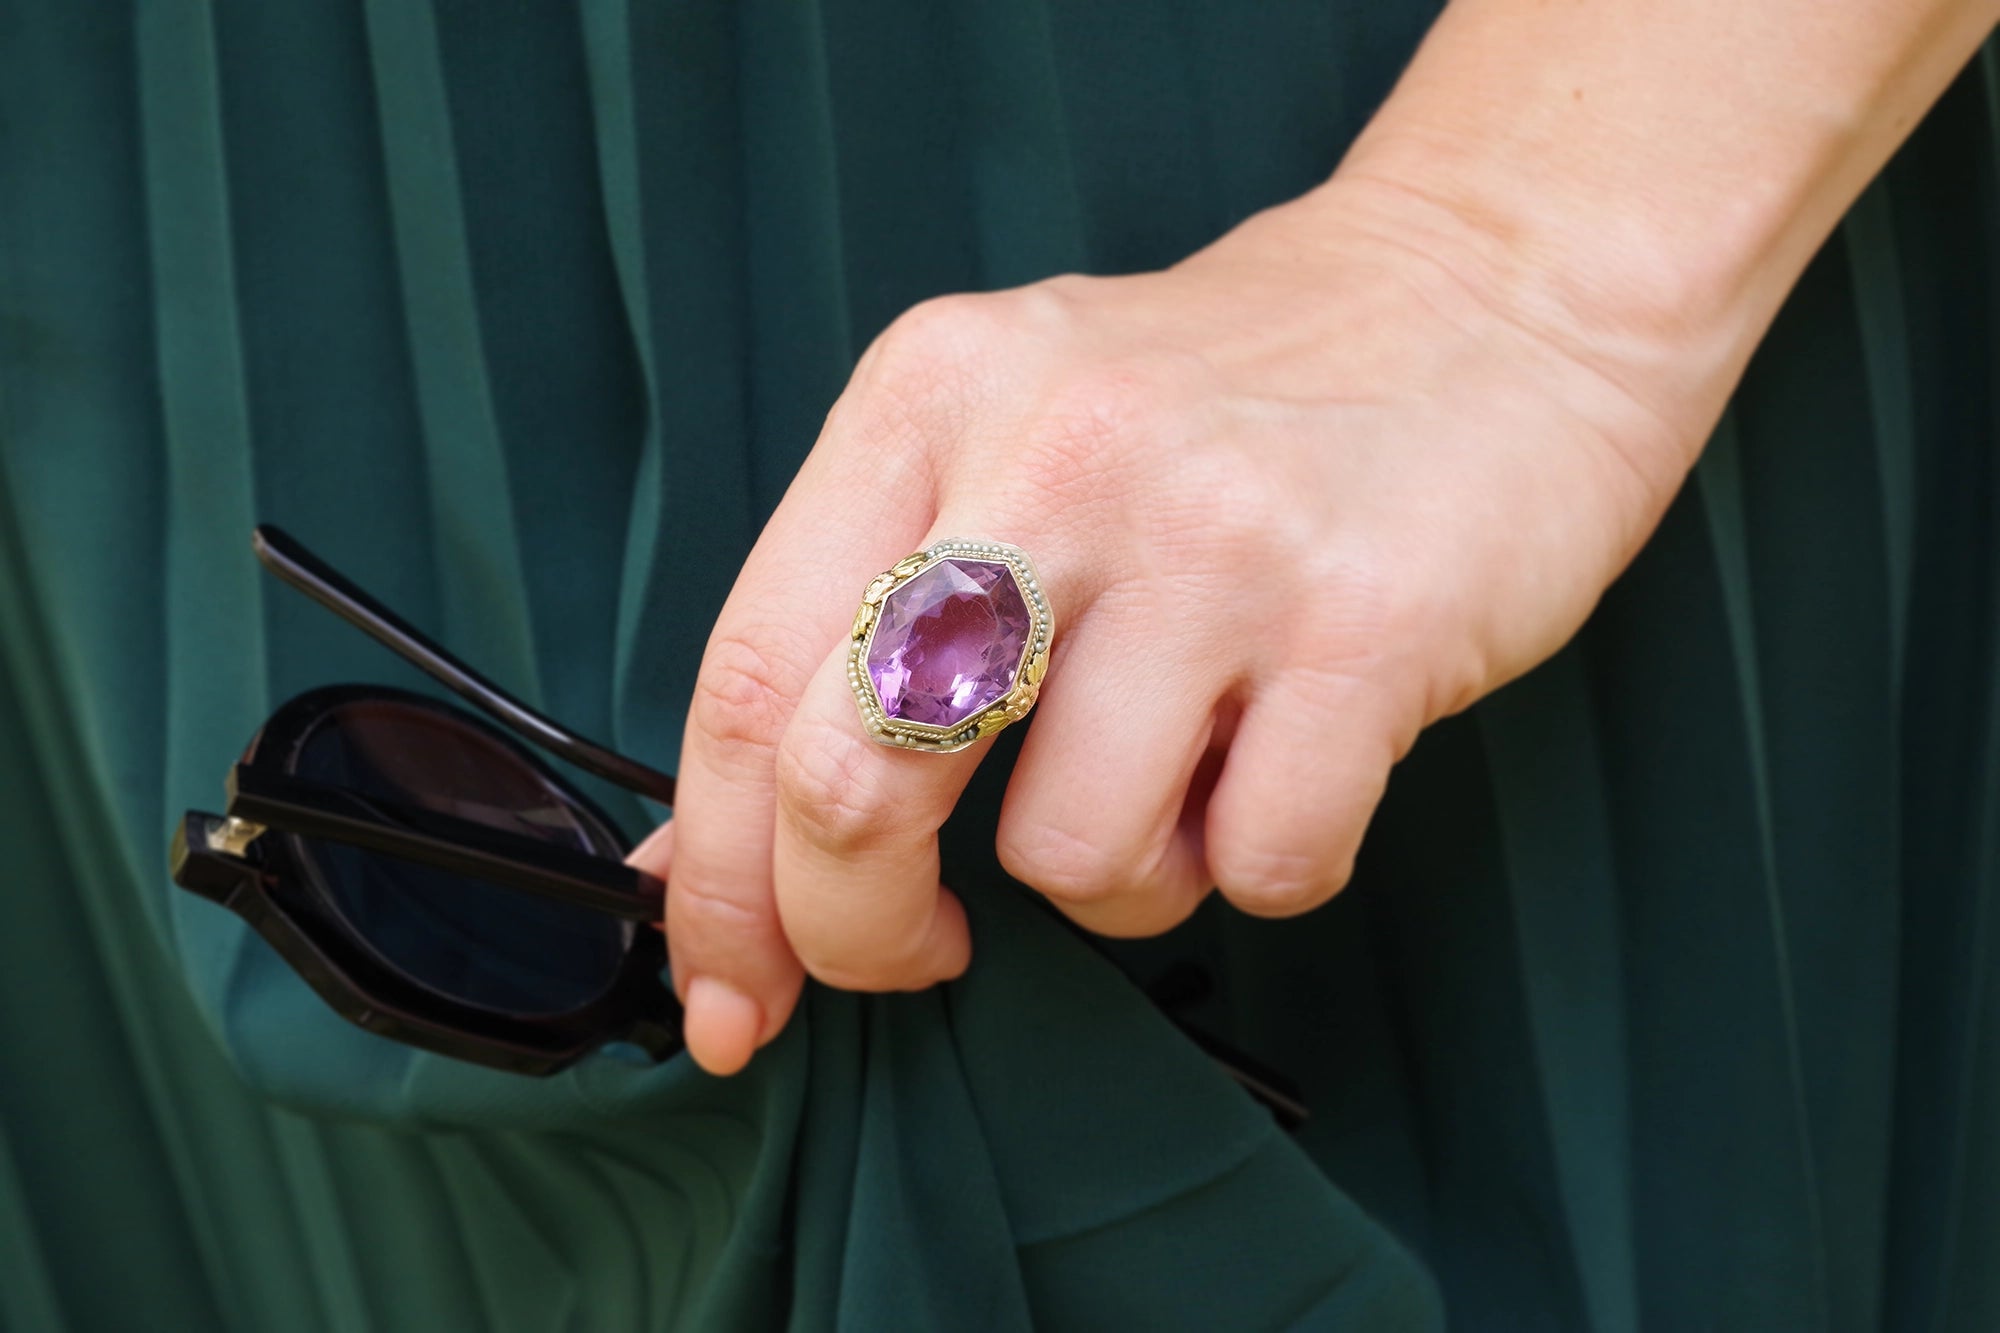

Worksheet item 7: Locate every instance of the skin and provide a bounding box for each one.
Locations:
[634,0,2000,1075]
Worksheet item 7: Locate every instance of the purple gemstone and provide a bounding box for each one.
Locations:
[868,558,1033,729]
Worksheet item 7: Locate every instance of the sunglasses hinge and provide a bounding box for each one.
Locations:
[207,815,267,857]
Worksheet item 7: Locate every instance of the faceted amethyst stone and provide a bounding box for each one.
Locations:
[868,558,1032,728]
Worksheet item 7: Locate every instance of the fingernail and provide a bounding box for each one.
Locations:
[683,976,765,1077]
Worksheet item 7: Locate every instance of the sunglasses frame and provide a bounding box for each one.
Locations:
[173,686,682,1073]
[170,525,683,1074]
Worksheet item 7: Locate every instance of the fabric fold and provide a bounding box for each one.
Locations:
[4,3,2000,1327]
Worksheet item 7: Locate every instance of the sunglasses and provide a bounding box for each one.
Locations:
[170,525,681,1074]
[170,528,1306,1123]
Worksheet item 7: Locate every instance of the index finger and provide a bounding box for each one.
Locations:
[655,420,935,1073]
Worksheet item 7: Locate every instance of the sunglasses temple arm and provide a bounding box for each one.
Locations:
[251,525,677,807]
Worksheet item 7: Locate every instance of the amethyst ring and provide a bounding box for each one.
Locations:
[847,539,1054,754]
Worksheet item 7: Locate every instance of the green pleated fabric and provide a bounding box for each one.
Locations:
[2,2,1997,1328]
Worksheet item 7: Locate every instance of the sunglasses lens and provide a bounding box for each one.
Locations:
[290,699,635,1018]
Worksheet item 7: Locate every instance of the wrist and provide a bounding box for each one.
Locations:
[1299,133,1759,456]
[1204,149,1741,488]
[1280,0,2000,467]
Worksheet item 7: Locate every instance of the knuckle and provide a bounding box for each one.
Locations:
[667,873,769,936]
[997,820,1132,906]
[1036,271,1109,307]
[689,633,807,760]
[1212,842,1348,918]
[850,292,1029,448]
[889,291,1001,344]
[774,712,899,853]
[868,293,1006,385]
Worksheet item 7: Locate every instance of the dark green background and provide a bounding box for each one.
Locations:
[3,2,1997,1328]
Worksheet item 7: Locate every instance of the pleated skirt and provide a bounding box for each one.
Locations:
[2,4,1998,1328]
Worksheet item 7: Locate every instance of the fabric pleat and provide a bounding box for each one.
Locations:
[3,1,1998,1328]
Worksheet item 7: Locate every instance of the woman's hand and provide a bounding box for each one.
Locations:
[635,175,1721,1075]
[623,0,1995,1076]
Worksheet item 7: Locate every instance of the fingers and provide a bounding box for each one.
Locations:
[995,593,1224,937]
[762,536,1403,998]
[664,433,935,1075]
[627,815,674,871]
[1202,666,1402,918]
[628,822,774,1070]
[627,820,775,1069]
[768,645,983,990]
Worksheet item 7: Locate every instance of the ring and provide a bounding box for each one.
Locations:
[848,539,1054,753]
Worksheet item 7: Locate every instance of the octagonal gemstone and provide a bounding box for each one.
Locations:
[867,558,1033,729]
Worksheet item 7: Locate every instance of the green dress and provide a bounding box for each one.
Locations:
[2,3,1995,1328]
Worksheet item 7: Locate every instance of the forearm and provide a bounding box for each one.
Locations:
[1304,0,2000,440]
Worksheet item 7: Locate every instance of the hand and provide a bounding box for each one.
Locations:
[636,176,1718,1075]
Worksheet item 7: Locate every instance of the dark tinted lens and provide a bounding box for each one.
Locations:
[290,700,633,1017]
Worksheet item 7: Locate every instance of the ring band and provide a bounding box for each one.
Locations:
[848,539,1054,753]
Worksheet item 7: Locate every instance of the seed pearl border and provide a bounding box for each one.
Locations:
[847,539,1054,754]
